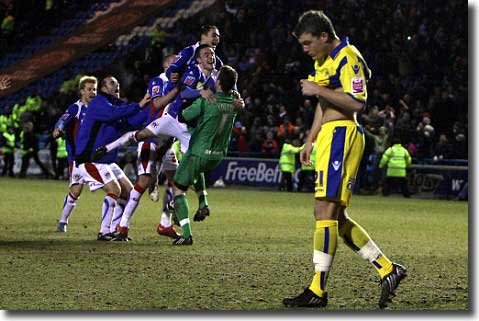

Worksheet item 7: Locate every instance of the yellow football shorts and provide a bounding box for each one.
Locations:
[314,120,365,207]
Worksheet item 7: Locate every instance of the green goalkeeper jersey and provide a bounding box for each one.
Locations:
[181,92,238,160]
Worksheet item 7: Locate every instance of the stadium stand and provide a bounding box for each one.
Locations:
[0,0,467,196]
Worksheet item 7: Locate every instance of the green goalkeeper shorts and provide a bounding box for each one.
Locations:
[173,152,221,190]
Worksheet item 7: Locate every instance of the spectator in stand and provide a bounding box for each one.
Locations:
[277,116,295,142]
[450,133,467,160]
[261,130,279,156]
[237,126,249,154]
[433,134,452,162]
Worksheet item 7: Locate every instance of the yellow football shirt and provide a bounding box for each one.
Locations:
[308,37,371,103]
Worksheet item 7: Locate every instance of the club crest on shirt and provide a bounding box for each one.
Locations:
[184,75,196,86]
[351,77,364,93]
[151,85,160,95]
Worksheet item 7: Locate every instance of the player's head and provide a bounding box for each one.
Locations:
[195,44,216,71]
[200,25,220,49]
[101,76,120,98]
[163,54,177,71]
[293,10,337,60]
[78,76,98,104]
[216,65,238,94]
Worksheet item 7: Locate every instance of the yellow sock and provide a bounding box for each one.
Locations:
[309,220,338,297]
[339,218,393,278]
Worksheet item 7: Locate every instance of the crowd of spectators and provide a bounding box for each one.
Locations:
[0,0,468,180]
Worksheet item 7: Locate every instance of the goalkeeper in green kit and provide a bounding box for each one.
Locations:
[172,65,242,245]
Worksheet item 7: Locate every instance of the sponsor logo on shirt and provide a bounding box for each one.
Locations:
[351,77,364,94]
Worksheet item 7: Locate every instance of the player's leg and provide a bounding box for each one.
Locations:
[192,172,210,222]
[57,163,83,232]
[108,163,133,235]
[78,162,121,240]
[171,153,198,245]
[57,184,83,232]
[284,121,356,308]
[157,169,178,238]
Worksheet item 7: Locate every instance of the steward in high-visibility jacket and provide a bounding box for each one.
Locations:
[379,138,411,197]
[279,138,303,192]
[1,126,16,176]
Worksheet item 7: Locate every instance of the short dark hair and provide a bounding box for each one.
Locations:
[100,75,115,89]
[218,65,238,93]
[293,10,336,40]
[195,44,213,60]
[200,25,217,36]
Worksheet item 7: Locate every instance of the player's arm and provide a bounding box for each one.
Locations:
[53,104,78,138]
[179,98,203,124]
[92,95,147,122]
[166,47,193,81]
[300,79,364,113]
[152,86,179,110]
[300,102,323,166]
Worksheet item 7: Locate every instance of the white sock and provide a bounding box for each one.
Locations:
[106,131,137,152]
[100,193,117,234]
[160,212,171,227]
[60,192,77,224]
[110,198,126,233]
[119,185,144,228]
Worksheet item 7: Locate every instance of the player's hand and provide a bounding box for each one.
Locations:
[52,128,64,139]
[139,92,151,108]
[0,76,11,90]
[232,90,241,99]
[200,89,217,104]
[232,97,245,111]
[170,72,180,83]
[300,140,314,166]
[300,79,321,97]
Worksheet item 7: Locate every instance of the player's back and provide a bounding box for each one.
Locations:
[185,92,237,160]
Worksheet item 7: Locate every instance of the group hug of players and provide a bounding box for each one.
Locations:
[53,25,244,245]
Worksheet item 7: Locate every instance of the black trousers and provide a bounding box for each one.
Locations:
[279,172,293,192]
[1,152,14,176]
[382,176,410,198]
[55,157,68,179]
[19,151,50,177]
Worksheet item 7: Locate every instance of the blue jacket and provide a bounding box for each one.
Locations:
[75,92,141,164]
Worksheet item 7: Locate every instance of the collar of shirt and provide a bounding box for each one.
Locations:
[330,36,350,59]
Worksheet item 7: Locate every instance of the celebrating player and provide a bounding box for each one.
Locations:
[53,76,97,232]
[172,65,241,245]
[74,76,150,241]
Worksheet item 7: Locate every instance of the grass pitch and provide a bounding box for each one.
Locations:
[0,177,468,311]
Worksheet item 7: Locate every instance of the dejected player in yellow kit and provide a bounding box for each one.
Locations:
[283,10,407,309]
